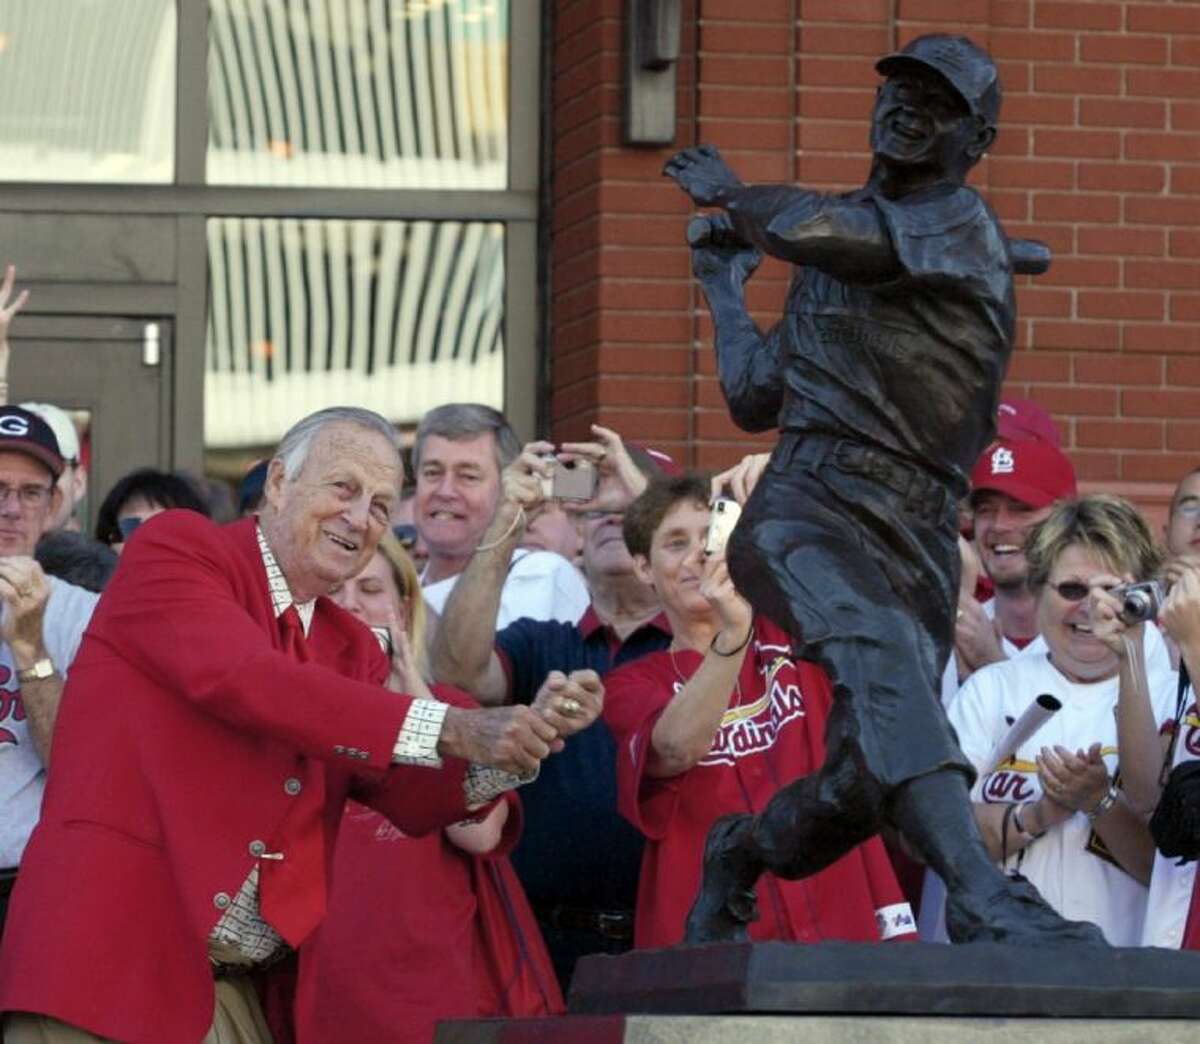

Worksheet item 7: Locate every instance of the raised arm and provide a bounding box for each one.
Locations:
[647,555,753,778]
[0,264,31,407]
[665,145,899,284]
[688,215,782,433]
[0,558,63,764]
[1091,582,1163,816]
[429,441,554,704]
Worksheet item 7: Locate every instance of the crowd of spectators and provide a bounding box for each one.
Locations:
[0,258,1198,1044]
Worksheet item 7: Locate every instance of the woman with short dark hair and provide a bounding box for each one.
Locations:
[603,472,915,949]
[94,467,209,549]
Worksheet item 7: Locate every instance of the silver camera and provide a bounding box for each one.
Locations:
[538,455,598,502]
[1113,580,1165,624]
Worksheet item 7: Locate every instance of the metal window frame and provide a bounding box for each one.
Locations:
[0,0,540,472]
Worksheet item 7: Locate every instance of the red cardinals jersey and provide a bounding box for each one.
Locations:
[604,617,916,949]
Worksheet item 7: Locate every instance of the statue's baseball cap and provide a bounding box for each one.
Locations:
[970,437,1076,510]
[0,405,65,479]
[876,34,1001,128]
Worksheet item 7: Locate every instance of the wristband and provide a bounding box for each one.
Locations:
[1012,802,1044,840]
[1085,782,1119,822]
[474,505,525,553]
[710,626,752,657]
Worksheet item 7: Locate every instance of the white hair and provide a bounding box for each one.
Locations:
[275,407,400,481]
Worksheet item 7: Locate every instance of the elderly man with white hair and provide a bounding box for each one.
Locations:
[0,406,587,1044]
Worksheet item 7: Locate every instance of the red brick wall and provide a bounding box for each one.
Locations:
[548,0,1199,517]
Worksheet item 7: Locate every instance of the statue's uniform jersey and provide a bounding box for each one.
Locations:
[725,183,1017,790]
[603,617,915,950]
[777,183,1014,495]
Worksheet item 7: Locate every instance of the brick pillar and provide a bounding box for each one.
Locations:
[549,1,698,463]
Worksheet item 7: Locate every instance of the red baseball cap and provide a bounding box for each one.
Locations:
[995,397,1062,447]
[626,443,681,477]
[970,437,1076,509]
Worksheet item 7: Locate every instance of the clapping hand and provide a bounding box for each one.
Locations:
[1036,743,1109,815]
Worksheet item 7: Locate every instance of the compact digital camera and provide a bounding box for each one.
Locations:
[539,456,597,502]
[705,497,742,555]
[1113,580,1165,624]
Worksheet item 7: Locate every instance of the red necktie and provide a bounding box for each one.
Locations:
[258,605,327,948]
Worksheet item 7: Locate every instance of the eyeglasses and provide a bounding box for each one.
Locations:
[0,483,52,509]
[1049,580,1118,602]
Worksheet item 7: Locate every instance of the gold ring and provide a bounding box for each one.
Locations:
[559,697,582,718]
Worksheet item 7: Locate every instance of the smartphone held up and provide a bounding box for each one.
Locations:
[705,498,741,556]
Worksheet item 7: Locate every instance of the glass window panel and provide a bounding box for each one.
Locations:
[204,217,505,450]
[207,0,508,189]
[0,0,175,183]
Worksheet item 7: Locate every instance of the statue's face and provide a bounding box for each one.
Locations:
[870,67,977,179]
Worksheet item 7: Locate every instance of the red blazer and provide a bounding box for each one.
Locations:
[0,512,476,1043]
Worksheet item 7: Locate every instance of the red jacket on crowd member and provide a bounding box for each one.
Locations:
[604,617,916,949]
[296,791,562,1044]
[0,513,479,1043]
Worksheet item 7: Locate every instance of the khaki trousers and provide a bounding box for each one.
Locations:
[3,974,273,1044]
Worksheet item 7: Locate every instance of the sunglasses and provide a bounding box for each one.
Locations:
[392,523,418,549]
[117,516,146,540]
[1049,580,1118,602]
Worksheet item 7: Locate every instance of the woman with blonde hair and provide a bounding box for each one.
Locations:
[948,494,1177,945]
[295,533,562,1043]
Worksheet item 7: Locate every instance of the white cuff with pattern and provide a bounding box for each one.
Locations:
[391,699,448,767]
[463,763,539,810]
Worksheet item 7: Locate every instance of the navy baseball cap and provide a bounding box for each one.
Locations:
[0,405,64,479]
[876,34,1002,128]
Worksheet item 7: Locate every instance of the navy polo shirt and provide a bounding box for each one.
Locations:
[496,606,672,911]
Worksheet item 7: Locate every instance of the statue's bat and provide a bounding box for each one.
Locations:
[686,216,1053,276]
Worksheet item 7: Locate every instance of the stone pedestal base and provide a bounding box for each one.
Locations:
[570,940,1200,1017]
[437,1015,1199,1044]
[436,942,1200,1041]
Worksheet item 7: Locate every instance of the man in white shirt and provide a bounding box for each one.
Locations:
[0,405,98,930]
[414,403,589,627]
